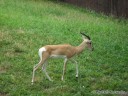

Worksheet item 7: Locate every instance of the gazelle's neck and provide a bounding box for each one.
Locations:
[75,40,87,54]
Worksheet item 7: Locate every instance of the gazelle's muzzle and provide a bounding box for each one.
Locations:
[87,43,94,51]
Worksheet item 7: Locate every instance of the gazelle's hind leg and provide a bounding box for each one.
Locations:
[31,60,45,85]
[42,61,52,81]
[31,47,49,84]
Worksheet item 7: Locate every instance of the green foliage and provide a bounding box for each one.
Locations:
[0,0,128,95]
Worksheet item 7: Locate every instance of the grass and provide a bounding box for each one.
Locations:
[0,0,128,95]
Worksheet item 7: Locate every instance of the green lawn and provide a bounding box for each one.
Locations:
[0,0,128,95]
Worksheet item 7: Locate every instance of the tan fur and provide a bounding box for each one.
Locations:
[43,44,77,58]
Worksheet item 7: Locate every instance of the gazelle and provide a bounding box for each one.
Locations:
[31,32,93,84]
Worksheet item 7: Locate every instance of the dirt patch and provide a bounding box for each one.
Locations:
[0,92,8,96]
[0,62,11,74]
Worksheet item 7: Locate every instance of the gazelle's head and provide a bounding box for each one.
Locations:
[80,32,94,51]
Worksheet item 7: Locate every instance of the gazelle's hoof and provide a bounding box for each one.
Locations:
[61,77,64,81]
[76,75,78,78]
[49,79,53,82]
[31,81,34,85]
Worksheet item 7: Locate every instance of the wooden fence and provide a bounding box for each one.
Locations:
[63,0,128,18]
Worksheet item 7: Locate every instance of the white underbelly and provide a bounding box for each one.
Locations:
[50,55,67,59]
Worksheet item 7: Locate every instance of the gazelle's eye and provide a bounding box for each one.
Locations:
[87,42,91,44]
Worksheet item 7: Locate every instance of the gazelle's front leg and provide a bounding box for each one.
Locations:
[71,59,78,78]
[61,58,68,81]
